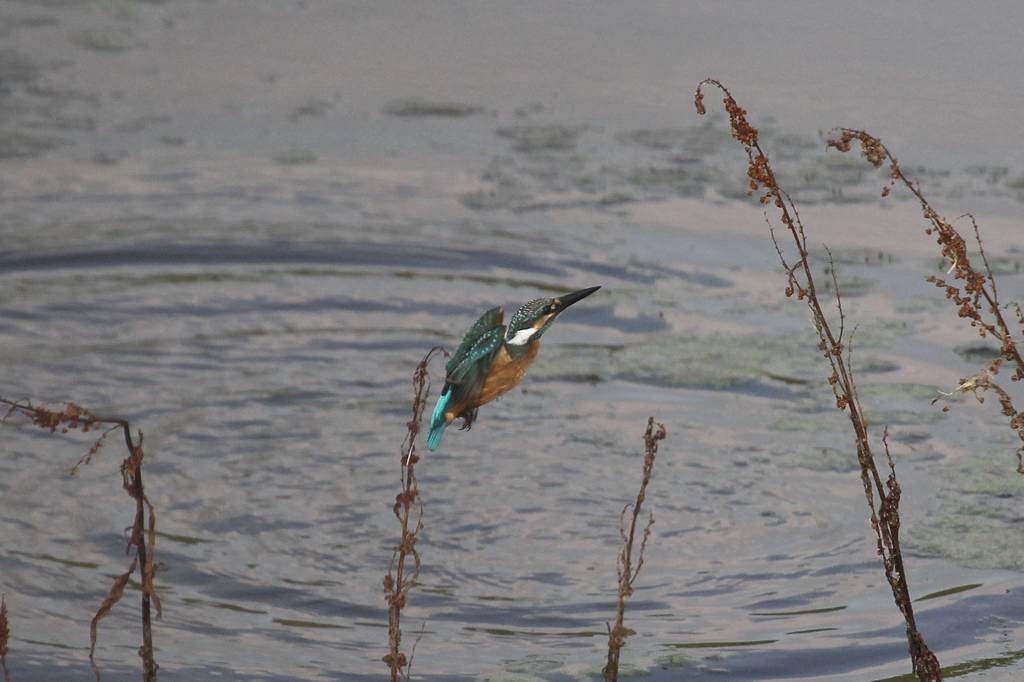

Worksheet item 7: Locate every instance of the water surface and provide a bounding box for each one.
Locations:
[2,2,1024,680]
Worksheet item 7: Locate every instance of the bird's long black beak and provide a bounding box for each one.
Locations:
[552,285,601,313]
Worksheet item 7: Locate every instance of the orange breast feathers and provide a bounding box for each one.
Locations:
[443,342,541,423]
[438,337,540,419]
[443,334,545,424]
[478,342,541,406]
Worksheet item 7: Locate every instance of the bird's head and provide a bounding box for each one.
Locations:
[505,286,601,347]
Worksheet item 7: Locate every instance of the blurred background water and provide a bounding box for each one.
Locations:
[2,1,1024,680]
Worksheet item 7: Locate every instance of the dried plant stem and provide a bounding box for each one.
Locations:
[0,398,160,680]
[383,348,444,681]
[828,130,1024,473]
[1,594,10,682]
[129,443,158,681]
[603,417,666,682]
[695,80,941,680]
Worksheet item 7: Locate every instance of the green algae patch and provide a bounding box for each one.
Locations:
[860,382,947,402]
[479,675,548,682]
[954,451,1024,497]
[870,648,1024,680]
[820,274,874,297]
[786,627,839,635]
[465,626,603,639]
[0,131,66,159]
[981,255,1024,275]
[20,638,85,651]
[759,370,814,386]
[182,597,267,614]
[781,447,858,473]
[857,358,901,374]
[474,594,518,602]
[273,618,350,629]
[535,331,840,393]
[69,28,132,52]
[917,583,982,602]
[156,531,214,545]
[530,345,613,384]
[352,620,387,629]
[768,416,841,433]
[273,149,318,165]
[581,665,648,679]
[953,342,1002,363]
[667,639,778,649]
[625,167,703,197]
[752,605,847,617]
[281,577,339,587]
[209,602,266,614]
[383,99,483,118]
[501,658,562,674]
[907,517,1024,570]
[496,123,589,153]
[613,335,776,390]
[862,407,945,427]
[811,247,899,267]
[654,652,695,668]
[10,550,99,569]
[615,125,729,154]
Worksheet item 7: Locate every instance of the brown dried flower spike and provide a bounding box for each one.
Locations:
[696,81,942,681]
[828,128,1024,473]
[0,398,160,681]
[0,594,9,659]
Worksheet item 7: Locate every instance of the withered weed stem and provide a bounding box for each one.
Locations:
[383,347,445,681]
[828,129,1024,473]
[1,594,9,682]
[602,417,666,682]
[695,79,942,681]
[0,398,159,681]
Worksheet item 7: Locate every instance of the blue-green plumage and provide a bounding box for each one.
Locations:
[425,287,600,451]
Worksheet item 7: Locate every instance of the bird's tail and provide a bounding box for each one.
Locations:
[426,389,452,451]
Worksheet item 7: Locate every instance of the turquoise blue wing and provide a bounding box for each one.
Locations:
[446,306,504,377]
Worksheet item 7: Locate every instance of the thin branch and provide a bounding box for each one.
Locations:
[404,620,427,681]
[603,417,666,682]
[824,246,846,344]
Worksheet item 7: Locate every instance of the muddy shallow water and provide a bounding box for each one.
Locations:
[2,2,1024,680]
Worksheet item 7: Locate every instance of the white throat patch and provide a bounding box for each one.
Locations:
[506,327,538,346]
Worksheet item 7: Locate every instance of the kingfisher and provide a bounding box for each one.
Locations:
[427,286,601,450]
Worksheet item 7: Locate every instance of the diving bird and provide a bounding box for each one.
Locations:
[427,286,601,450]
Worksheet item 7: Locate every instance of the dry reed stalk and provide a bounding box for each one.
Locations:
[828,129,1024,473]
[0,398,160,681]
[602,417,666,682]
[695,79,942,680]
[383,347,444,681]
[1,594,9,682]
